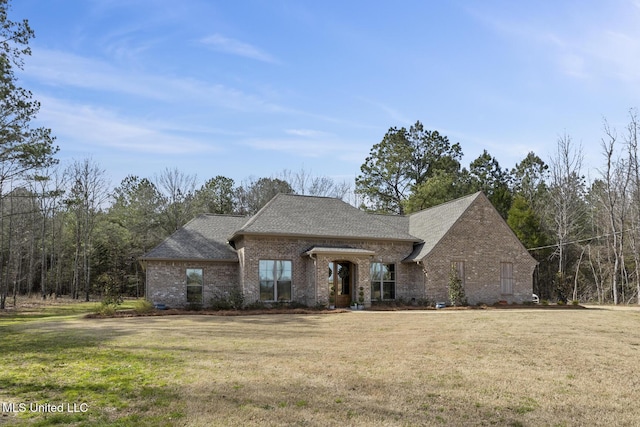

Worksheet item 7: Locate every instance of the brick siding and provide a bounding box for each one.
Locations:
[234,235,421,307]
[421,195,537,305]
[145,196,536,308]
[145,260,238,308]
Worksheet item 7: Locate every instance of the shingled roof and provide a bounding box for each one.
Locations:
[403,192,482,262]
[141,214,246,261]
[230,194,419,242]
[142,192,491,262]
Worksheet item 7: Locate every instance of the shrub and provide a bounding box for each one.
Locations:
[285,301,308,309]
[245,300,266,310]
[97,273,123,308]
[448,264,467,307]
[314,302,327,310]
[95,302,116,316]
[415,298,431,307]
[541,299,549,306]
[133,299,154,314]
[209,296,232,311]
[228,288,244,310]
[209,288,245,310]
[185,303,203,311]
[571,300,580,306]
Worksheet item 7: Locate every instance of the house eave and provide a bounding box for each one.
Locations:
[139,257,239,263]
[305,247,376,257]
[230,230,420,243]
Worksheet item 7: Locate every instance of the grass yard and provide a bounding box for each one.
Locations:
[1,302,640,426]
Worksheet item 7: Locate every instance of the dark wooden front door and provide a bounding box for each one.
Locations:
[329,261,352,307]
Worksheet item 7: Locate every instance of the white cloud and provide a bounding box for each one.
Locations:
[284,129,329,137]
[37,96,219,155]
[200,34,278,64]
[358,97,412,125]
[466,3,640,85]
[21,48,285,112]
[243,137,367,163]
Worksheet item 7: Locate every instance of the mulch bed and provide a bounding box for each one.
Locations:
[85,303,587,318]
[85,308,352,318]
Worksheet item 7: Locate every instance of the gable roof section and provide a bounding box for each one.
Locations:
[404,192,481,262]
[141,214,247,261]
[231,193,419,242]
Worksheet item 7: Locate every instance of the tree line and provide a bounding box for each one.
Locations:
[4,112,639,307]
[2,0,640,306]
[0,162,353,307]
[355,117,640,304]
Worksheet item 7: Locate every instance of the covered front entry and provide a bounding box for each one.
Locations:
[305,246,375,308]
[328,261,353,307]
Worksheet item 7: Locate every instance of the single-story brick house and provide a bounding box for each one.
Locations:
[141,192,537,308]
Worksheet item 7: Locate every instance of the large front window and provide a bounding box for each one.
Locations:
[186,268,203,303]
[259,260,292,301]
[370,262,395,300]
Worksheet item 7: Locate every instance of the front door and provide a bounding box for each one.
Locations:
[328,261,352,307]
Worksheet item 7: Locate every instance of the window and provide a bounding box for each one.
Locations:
[186,268,203,303]
[370,262,395,300]
[501,262,514,295]
[259,260,292,301]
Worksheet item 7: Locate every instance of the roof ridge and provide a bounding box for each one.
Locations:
[276,193,340,200]
[231,192,420,242]
[408,191,481,216]
[237,193,285,230]
[370,212,407,218]
[201,213,247,218]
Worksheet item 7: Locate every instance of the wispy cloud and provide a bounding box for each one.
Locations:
[284,129,330,138]
[200,34,278,63]
[358,97,412,125]
[21,48,285,112]
[466,3,640,85]
[37,96,219,155]
[243,136,367,163]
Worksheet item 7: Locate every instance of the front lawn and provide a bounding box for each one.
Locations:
[1,300,639,425]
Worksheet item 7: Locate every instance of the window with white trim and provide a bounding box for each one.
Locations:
[259,260,292,301]
[370,262,395,300]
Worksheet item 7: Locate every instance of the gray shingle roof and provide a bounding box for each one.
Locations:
[403,192,482,262]
[141,214,247,260]
[142,192,487,262]
[231,194,419,242]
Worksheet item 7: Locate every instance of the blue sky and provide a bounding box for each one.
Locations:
[11,0,640,189]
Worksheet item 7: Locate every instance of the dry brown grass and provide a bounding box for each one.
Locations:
[78,307,640,426]
[4,304,640,425]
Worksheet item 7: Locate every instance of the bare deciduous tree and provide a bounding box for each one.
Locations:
[64,158,109,301]
[548,134,586,290]
[154,167,197,234]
